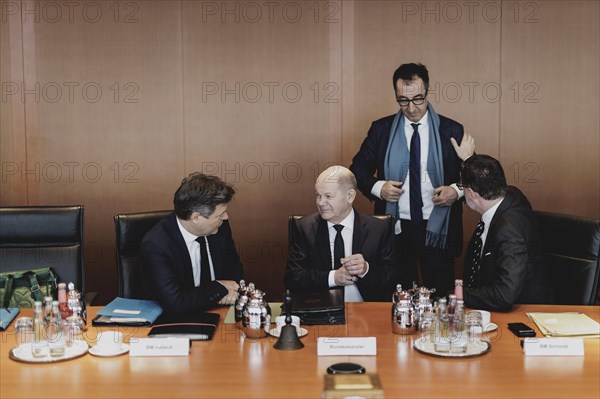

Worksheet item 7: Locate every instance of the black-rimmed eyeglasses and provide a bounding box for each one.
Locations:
[396,92,428,107]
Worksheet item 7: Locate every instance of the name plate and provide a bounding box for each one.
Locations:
[129,338,190,357]
[523,338,584,356]
[317,337,377,356]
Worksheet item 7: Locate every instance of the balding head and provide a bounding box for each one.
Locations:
[315,166,357,224]
[316,166,357,191]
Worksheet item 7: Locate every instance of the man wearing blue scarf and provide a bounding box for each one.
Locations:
[350,63,472,295]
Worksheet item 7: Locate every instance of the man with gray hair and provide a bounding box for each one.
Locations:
[285,166,399,301]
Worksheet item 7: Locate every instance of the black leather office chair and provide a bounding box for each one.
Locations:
[0,205,87,297]
[534,211,600,305]
[114,210,171,299]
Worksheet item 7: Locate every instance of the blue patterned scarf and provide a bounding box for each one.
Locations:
[383,103,450,249]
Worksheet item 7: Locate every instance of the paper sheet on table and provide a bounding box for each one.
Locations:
[527,312,600,338]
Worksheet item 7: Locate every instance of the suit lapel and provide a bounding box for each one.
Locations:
[168,214,195,286]
[482,190,514,255]
[315,215,333,269]
[352,210,367,254]
[207,235,221,279]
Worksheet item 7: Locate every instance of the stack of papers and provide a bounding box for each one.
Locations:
[527,312,600,338]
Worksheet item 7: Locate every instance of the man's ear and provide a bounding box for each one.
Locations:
[190,211,201,223]
[465,187,481,201]
[347,188,357,204]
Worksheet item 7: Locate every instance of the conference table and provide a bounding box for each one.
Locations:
[1,303,599,398]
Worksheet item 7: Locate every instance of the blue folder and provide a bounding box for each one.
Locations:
[93,297,163,326]
[0,308,20,331]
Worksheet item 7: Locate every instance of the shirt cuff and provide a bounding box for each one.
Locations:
[450,183,464,199]
[358,262,369,278]
[371,180,386,199]
[328,270,337,288]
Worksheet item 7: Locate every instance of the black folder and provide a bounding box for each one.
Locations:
[290,289,346,325]
[147,312,220,341]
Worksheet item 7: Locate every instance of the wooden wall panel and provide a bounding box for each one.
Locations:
[346,1,503,163]
[501,0,600,217]
[0,6,27,204]
[182,1,343,297]
[11,1,185,302]
[1,0,598,303]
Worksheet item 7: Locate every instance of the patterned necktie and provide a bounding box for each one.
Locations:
[196,237,211,286]
[333,224,345,269]
[409,123,423,224]
[468,220,485,288]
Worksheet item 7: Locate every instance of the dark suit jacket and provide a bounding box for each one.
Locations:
[463,187,553,311]
[141,213,244,313]
[284,210,399,302]
[350,113,465,254]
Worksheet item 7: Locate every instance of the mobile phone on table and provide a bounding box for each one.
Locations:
[507,322,536,337]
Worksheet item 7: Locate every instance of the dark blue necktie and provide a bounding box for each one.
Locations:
[409,123,423,224]
[468,220,485,288]
[333,224,345,269]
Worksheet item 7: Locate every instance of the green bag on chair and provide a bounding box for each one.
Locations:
[0,268,58,308]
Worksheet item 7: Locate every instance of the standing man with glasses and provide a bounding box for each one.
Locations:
[350,63,474,295]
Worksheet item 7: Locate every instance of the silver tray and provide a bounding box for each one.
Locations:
[413,338,490,358]
[9,340,89,363]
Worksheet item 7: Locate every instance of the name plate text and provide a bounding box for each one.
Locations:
[317,337,377,356]
[523,338,584,356]
[129,338,190,357]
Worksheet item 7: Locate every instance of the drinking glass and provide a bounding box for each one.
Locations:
[466,311,483,342]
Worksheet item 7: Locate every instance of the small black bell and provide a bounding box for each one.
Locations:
[273,290,304,351]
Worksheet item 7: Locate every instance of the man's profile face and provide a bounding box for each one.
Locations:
[315,180,353,224]
[192,204,229,236]
[396,77,428,122]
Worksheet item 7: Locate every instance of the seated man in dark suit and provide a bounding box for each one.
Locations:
[460,155,552,310]
[141,173,243,313]
[285,166,399,302]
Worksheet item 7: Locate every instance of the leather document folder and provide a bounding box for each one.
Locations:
[290,289,346,325]
[148,312,220,341]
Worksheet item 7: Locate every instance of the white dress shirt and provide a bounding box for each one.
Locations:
[480,197,505,252]
[325,210,365,302]
[176,218,215,287]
